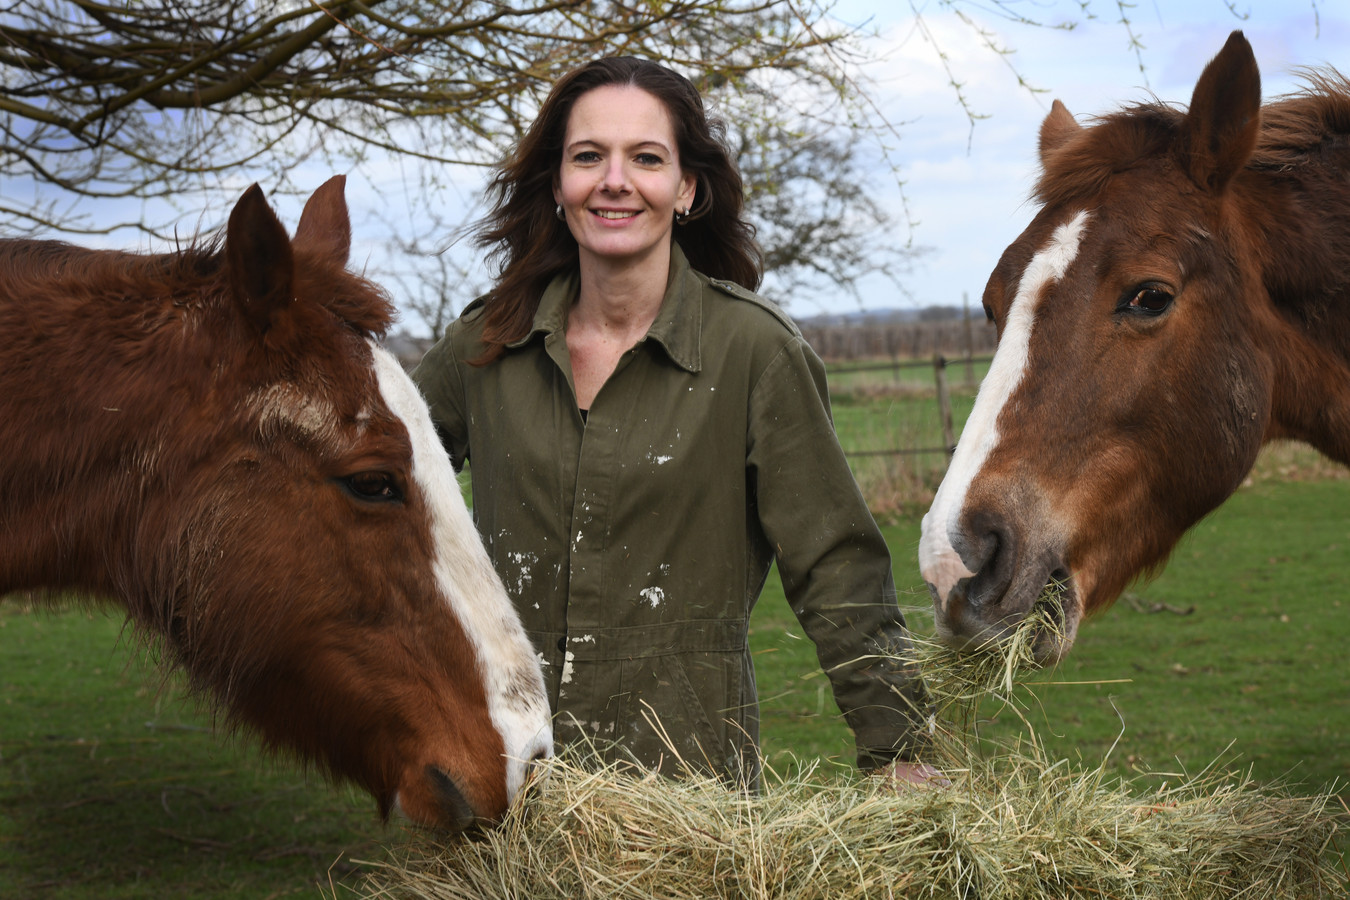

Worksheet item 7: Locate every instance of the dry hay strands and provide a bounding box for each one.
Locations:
[350,749,1347,900]
[347,579,1346,899]
[906,579,1069,716]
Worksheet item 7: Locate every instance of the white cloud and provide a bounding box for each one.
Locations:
[2,1,1341,327]
[802,0,1347,317]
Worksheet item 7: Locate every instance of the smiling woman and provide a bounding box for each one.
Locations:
[412,56,940,790]
[554,84,698,409]
[554,85,696,277]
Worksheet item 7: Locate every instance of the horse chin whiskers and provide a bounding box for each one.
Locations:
[1031,580,1081,665]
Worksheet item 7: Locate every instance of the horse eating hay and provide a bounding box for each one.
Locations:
[0,177,552,831]
[920,31,1350,662]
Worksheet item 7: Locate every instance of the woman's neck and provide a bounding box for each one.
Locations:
[572,241,671,337]
[566,241,673,410]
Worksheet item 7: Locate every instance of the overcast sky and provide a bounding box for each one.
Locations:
[794,0,1347,317]
[6,2,1343,329]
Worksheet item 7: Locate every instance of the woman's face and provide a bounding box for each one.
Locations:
[554,85,697,271]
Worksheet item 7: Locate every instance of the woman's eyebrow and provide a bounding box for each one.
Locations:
[564,138,674,154]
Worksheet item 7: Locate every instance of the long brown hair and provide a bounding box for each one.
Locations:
[471,57,762,363]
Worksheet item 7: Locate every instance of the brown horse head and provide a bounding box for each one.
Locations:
[0,177,552,829]
[920,31,1350,661]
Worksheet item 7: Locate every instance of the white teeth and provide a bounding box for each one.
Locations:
[594,210,636,219]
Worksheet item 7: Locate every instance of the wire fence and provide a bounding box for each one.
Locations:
[824,354,992,465]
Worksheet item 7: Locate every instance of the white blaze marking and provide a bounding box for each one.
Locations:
[371,344,552,804]
[918,211,1090,603]
[250,382,339,443]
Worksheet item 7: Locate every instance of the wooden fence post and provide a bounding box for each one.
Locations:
[962,291,976,387]
[934,354,956,462]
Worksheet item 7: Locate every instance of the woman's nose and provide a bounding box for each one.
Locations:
[600,160,630,193]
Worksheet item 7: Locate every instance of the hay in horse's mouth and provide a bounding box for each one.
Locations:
[913,576,1070,710]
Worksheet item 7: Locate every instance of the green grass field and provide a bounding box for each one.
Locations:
[752,477,1350,796]
[3,384,1348,898]
[825,357,984,519]
[0,604,382,898]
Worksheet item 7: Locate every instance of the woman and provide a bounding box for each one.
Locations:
[413,57,935,786]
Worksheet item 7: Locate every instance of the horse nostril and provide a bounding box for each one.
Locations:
[426,765,477,833]
[964,508,1017,607]
[523,745,552,788]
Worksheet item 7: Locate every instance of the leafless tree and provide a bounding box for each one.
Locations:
[1,0,1250,334]
[0,0,870,237]
[736,121,931,308]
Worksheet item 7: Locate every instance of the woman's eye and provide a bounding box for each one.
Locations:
[635,153,663,166]
[573,151,601,164]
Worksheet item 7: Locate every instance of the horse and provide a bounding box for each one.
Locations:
[918,31,1350,663]
[0,176,552,831]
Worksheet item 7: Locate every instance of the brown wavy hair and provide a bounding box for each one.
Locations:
[470,57,762,364]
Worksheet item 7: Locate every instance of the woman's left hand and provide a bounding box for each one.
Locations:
[880,760,951,790]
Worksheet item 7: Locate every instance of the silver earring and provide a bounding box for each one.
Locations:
[555,204,565,221]
[675,207,690,224]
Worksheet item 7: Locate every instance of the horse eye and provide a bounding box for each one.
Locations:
[983,304,995,322]
[342,472,402,503]
[1122,285,1174,315]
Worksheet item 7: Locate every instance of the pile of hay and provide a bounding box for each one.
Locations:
[351,590,1346,899]
[353,752,1342,900]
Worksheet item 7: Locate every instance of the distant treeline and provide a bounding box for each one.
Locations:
[798,314,997,362]
[388,307,999,370]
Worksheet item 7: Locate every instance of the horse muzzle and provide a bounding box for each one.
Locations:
[920,506,1080,665]
[392,743,552,833]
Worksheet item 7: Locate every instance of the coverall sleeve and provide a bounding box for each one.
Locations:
[746,336,933,767]
[410,325,472,471]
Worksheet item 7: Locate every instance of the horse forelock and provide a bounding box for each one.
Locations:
[288,247,396,340]
[1035,103,1184,209]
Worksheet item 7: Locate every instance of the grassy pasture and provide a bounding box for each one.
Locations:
[2,384,1348,898]
[753,476,1350,796]
[825,356,985,520]
[0,603,385,898]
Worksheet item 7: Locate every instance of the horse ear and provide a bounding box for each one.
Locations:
[1181,30,1262,193]
[1039,100,1081,159]
[293,175,352,267]
[226,184,294,335]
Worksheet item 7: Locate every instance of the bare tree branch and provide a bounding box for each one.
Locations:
[0,0,863,239]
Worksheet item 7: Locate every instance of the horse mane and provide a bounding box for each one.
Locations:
[1,233,395,341]
[1,238,221,297]
[1035,67,1350,208]
[1251,69,1350,169]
